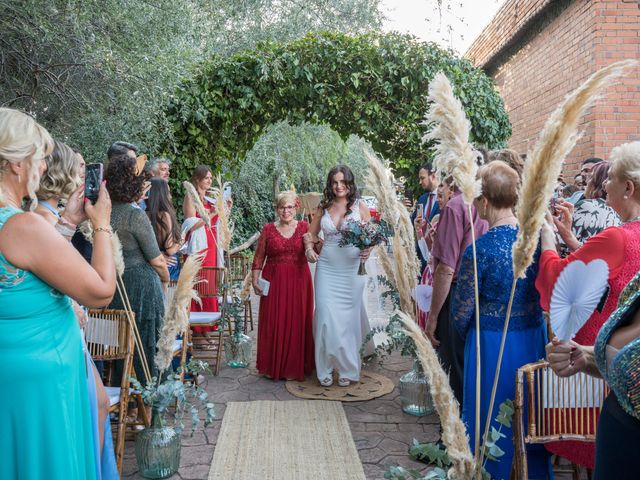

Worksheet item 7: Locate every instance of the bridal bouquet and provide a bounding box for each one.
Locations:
[339,218,393,275]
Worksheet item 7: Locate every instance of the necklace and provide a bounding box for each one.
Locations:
[624,214,640,224]
[490,213,517,228]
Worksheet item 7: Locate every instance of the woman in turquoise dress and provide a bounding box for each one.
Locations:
[451,161,552,479]
[0,107,116,479]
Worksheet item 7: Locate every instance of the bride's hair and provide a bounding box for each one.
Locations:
[321,165,358,214]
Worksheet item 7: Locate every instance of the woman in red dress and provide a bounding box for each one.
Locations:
[183,165,220,319]
[251,191,315,380]
[536,141,640,469]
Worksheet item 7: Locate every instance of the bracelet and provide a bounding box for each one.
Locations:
[94,226,113,237]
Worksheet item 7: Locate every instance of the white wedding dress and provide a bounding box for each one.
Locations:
[314,200,373,382]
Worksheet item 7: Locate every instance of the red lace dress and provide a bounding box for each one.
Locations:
[252,221,315,380]
[189,199,219,332]
[535,221,640,468]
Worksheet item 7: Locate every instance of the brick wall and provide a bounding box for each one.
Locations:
[466,0,640,177]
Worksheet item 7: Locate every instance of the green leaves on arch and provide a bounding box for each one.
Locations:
[163,31,511,183]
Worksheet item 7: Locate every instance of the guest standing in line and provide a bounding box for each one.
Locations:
[546,270,640,480]
[106,154,169,381]
[147,177,182,281]
[452,161,552,479]
[304,165,373,387]
[183,165,220,314]
[426,165,488,404]
[536,141,640,470]
[252,191,314,380]
[0,107,115,480]
[411,163,440,275]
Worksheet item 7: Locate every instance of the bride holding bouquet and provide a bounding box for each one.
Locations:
[304,165,380,387]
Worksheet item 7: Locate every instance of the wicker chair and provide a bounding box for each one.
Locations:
[190,266,230,374]
[229,253,254,332]
[513,360,609,479]
[85,308,136,473]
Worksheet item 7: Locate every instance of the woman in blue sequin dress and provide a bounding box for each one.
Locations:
[452,161,552,479]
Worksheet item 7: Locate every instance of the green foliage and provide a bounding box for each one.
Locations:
[230,121,374,244]
[130,360,215,434]
[361,275,417,362]
[1,0,383,162]
[164,31,510,190]
[409,440,450,467]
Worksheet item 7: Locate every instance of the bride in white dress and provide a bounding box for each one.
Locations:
[304,165,373,387]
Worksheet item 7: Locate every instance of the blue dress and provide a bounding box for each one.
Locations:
[0,207,97,479]
[452,225,552,480]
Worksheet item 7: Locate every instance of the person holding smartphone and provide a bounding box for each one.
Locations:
[0,107,116,480]
[411,163,440,275]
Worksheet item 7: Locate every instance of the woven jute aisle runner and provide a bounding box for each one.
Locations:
[208,400,366,480]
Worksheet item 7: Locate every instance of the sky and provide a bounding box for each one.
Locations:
[381,0,507,55]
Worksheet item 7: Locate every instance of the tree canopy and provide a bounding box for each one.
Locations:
[230,121,372,242]
[163,31,511,183]
[1,0,383,161]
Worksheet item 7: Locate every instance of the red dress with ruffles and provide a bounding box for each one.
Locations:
[535,222,640,468]
[252,222,315,380]
[189,200,219,332]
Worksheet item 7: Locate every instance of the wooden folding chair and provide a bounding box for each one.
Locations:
[189,266,230,374]
[85,308,136,474]
[229,253,254,332]
[513,360,609,480]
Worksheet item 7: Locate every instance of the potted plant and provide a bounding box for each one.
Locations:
[362,275,434,417]
[223,292,252,368]
[131,254,215,479]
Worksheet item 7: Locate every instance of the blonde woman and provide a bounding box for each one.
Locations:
[251,191,314,380]
[34,141,118,479]
[0,108,115,479]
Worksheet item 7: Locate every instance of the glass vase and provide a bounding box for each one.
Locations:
[224,332,251,368]
[399,360,434,417]
[135,409,181,479]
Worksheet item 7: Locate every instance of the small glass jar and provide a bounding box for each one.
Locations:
[224,332,252,368]
[135,409,181,479]
[399,360,435,417]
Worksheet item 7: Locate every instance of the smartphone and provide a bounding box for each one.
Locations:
[85,163,103,204]
[550,197,558,215]
[416,203,424,220]
[223,183,232,200]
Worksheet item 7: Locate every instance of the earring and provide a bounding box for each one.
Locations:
[624,195,629,199]
[17,174,21,184]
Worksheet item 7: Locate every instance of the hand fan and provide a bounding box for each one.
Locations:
[135,154,148,175]
[550,259,609,342]
[412,284,433,313]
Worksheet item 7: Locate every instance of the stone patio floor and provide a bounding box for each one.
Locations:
[121,258,585,479]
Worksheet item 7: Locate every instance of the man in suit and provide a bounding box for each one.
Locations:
[411,163,440,274]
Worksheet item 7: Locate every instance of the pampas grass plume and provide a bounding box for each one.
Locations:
[156,253,204,373]
[512,59,637,278]
[183,180,211,226]
[424,72,481,204]
[213,174,233,251]
[397,311,474,479]
[111,232,125,277]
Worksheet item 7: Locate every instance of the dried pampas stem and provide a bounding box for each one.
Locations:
[183,180,211,226]
[424,72,481,203]
[512,59,637,279]
[156,253,204,373]
[481,59,638,469]
[364,149,399,228]
[213,174,233,252]
[397,311,474,479]
[111,232,125,277]
[239,270,252,302]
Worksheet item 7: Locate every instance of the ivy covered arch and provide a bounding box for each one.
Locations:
[163,31,511,183]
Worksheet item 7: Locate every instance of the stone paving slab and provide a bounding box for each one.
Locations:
[122,261,585,480]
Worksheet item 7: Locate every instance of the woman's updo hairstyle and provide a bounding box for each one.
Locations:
[585,161,610,200]
[0,107,54,209]
[477,160,519,210]
[320,164,358,214]
[38,140,81,201]
[609,141,640,188]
